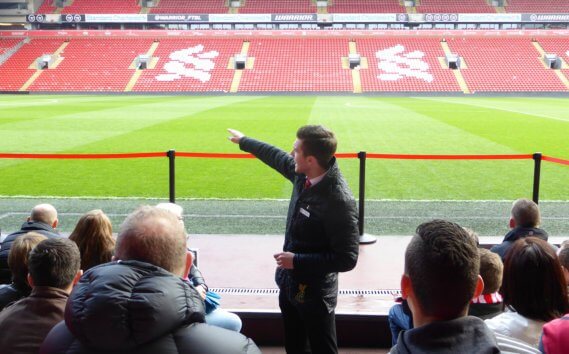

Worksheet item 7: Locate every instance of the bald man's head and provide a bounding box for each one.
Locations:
[29,204,58,228]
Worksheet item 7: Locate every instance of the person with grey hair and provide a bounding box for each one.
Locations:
[0,238,82,354]
[0,204,61,284]
[156,202,242,332]
[491,198,552,261]
[40,206,260,354]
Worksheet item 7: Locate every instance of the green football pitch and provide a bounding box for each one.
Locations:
[0,95,567,235]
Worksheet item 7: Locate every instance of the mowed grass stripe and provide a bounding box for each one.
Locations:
[412,97,569,156]
[417,97,569,123]
[0,96,312,198]
[309,97,538,200]
[0,96,566,200]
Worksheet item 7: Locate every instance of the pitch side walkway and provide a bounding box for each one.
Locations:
[188,234,568,347]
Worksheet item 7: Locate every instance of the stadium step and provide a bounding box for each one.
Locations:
[531,40,569,90]
[440,41,471,94]
[53,41,69,56]
[125,41,160,92]
[146,41,160,57]
[230,41,250,93]
[553,71,569,90]
[125,71,143,92]
[532,41,546,56]
[20,41,68,91]
[19,70,42,91]
[349,41,363,94]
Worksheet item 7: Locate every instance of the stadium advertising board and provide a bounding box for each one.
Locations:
[423,13,459,22]
[209,14,271,23]
[271,14,317,22]
[8,30,569,38]
[522,14,569,22]
[85,14,147,23]
[27,14,63,23]
[147,14,209,23]
[332,14,401,23]
[62,14,86,23]
[457,13,522,22]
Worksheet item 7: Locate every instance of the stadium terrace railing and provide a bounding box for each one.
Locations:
[1,151,568,237]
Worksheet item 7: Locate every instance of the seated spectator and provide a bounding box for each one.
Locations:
[40,206,260,354]
[0,203,60,283]
[491,199,552,261]
[470,248,504,320]
[388,237,504,345]
[0,232,47,310]
[558,247,569,290]
[539,313,569,354]
[156,202,242,332]
[69,209,115,271]
[0,238,82,354]
[390,219,540,353]
[485,237,569,347]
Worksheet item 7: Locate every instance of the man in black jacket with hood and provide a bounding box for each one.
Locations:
[0,203,60,284]
[228,125,359,354]
[40,206,260,354]
[491,198,552,261]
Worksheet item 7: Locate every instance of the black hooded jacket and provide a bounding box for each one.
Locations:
[490,226,550,261]
[0,221,60,284]
[40,260,260,354]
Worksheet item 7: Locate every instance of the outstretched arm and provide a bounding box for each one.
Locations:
[227,128,296,182]
[227,129,245,144]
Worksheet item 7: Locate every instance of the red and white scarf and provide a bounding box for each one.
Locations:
[471,292,503,304]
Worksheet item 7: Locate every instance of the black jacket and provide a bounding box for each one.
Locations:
[0,221,60,284]
[39,260,260,354]
[240,137,359,311]
[490,226,550,261]
[0,283,30,311]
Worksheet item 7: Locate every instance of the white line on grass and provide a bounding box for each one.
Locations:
[1,212,567,221]
[1,196,568,203]
[0,99,59,107]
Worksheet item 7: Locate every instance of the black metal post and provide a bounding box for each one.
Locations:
[168,149,176,203]
[358,151,366,236]
[532,152,542,204]
[357,152,376,244]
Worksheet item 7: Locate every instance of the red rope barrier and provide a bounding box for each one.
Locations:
[0,152,566,165]
[365,153,534,160]
[543,155,569,166]
[0,152,166,159]
[176,152,255,159]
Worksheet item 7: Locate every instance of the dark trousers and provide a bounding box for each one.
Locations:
[279,289,337,354]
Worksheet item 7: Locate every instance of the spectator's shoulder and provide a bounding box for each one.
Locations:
[494,332,541,354]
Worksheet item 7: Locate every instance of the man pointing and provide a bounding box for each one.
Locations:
[228,125,359,354]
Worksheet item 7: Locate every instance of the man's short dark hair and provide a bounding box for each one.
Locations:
[28,238,81,289]
[511,198,540,228]
[405,219,480,318]
[558,247,569,269]
[296,125,337,170]
[479,248,503,294]
[502,237,569,322]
